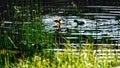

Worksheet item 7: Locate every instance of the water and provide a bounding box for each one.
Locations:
[42,5,120,47]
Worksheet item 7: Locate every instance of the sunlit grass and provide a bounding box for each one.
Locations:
[8,47,119,68]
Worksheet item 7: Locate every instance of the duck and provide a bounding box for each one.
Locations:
[74,19,85,25]
[53,18,64,28]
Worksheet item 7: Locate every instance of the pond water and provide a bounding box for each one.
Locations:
[42,15,120,39]
[42,5,120,46]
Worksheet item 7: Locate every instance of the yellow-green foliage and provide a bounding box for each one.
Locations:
[10,48,120,68]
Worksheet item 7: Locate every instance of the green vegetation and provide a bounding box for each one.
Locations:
[1,16,120,67]
[0,17,120,68]
[1,46,120,68]
[0,1,120,68]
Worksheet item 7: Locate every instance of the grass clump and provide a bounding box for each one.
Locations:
[8,46,120,68]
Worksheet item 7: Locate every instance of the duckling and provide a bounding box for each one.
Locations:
[74,20,85,25]
[53,18,63,28]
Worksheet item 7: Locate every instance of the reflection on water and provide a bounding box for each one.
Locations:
[42,4,120,46]
[42,15,120,44]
